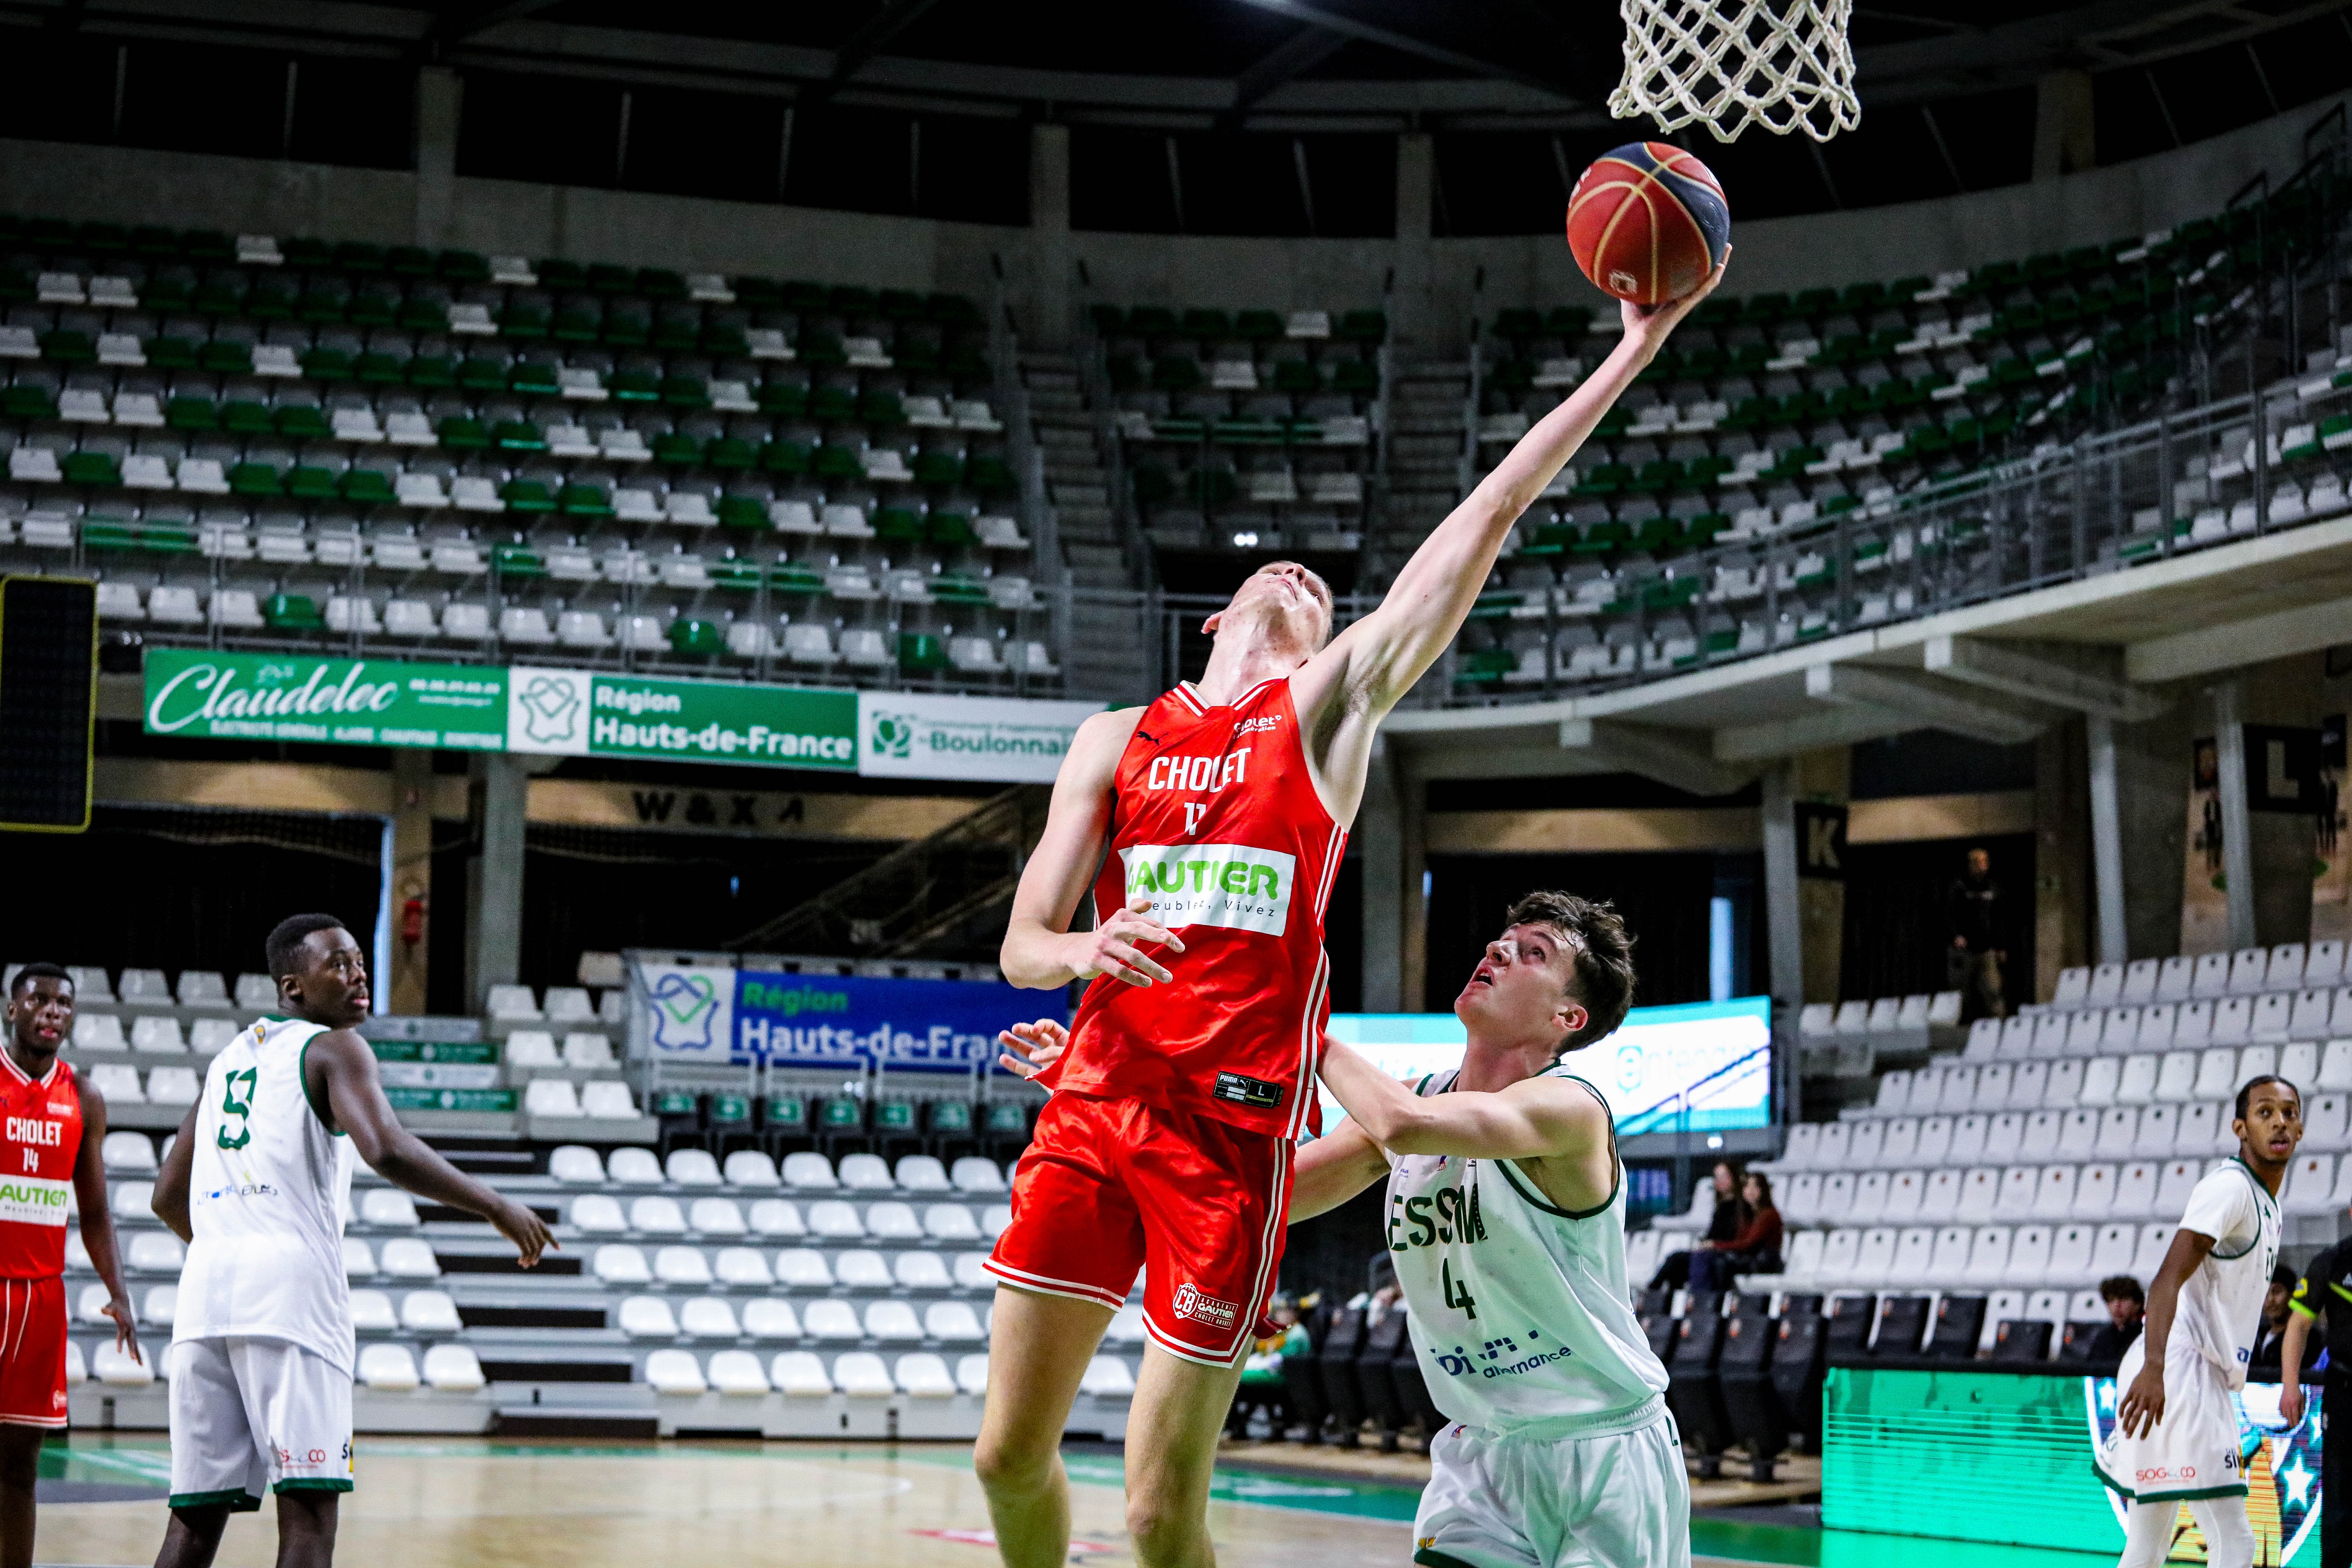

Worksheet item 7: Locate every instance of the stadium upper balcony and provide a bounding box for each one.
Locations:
[1432,173,2352,698]
[0,222,1062,688]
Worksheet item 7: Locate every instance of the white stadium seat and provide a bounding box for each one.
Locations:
[776,1250,833,1288]
[667,1150,723,1187]
[655,1246,713,1285]
[571,1195,628,1234]
[805,1301,862,1340]
[709,1350,769,1396]
[865,1202,924,1241]
[690,1198,746,1236]
[620,1296,681,1339]
[951,1157,1007,1194]
[681,1298,741,1338]
[362,1189,422,1228]
[359,1344,420,1391]
[783,1153,838,1189]
[744,1300,802,1340]
[401,1290,461,1333]
[894,1252,952,1290]
[749,1200,805,1238]
[772,1352,833,1395]
[924,1204,982,1242]
[632,1197,688,1235]
[833,1352,895,1396]
[1081,1356,1137,1397]
[956,1354,991,1395]
[896,1156,951,1192]
[839,1154,893,1191]
[715,1247,774,1287]
[644,1350,706,1395]
[424,1345,485,1392]
[926,1302,986,1343]
[724,1151,781,1188]
[550,1146,607,1184]
[836,1251,893,1289]
[350,1290,398,1332]
[343,1238,377,1278]
[380,1238,440,1279]
[609,1147,664,1184]
[866,1301,923,1341]
[896,1353,956,1396]
[594,1245,653,1285]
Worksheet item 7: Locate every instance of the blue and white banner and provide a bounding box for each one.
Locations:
[733,970,1064,1072]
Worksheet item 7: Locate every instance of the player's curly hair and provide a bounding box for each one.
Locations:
[1502,890,1637,1061]
[266,913,350,979]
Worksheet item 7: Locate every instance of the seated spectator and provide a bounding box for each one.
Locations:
[1228,1292,1310,1439]
[2251,1265,2297,1379]
[1649,1161,1747,1291]
[2087,1275,2145,1361]
[1688,1172,1781,1293]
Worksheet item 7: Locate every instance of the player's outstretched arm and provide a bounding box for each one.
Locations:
[1302,261,1728,724]
[306,1031,555,1267]
[70,1072,139,1358]
[2279,1301,2315,1424]
[1000,708,1187,991]
[152,1104,198,1243]
[1318,1039,1604,1161]
[1289,1117,1393,1222]
[2117,1226,2218,1439]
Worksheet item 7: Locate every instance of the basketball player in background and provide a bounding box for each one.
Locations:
[999,890,1688,1568]
[2097,1075,2300,1568]
[976,253,1725,1568]
[148,915,554,1568]
[0,964,140,1568]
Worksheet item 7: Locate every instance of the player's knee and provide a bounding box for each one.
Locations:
[971,1433,1051,1494]
[1124,1497,1197,1560]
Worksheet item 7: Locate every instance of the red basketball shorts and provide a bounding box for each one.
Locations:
[984,1092,1292,1368]
[0,1276,70,1428]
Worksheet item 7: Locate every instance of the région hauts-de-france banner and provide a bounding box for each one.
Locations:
[636,962,1062,1072]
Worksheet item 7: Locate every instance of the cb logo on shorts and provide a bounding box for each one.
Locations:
[1171,1283,1238,1330]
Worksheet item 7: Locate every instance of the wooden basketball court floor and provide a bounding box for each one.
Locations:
[25,1436,2117,1568]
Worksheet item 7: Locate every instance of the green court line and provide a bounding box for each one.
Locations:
[30,1434,2118,1566]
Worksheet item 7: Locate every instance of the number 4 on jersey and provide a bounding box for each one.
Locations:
[216,1067,258,1150]
[1442,1258,1477,1319]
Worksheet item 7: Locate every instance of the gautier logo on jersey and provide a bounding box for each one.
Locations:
[1117,844,1294,935]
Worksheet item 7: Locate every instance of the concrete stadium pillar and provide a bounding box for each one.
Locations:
[466,752,529,1011]
[2032,69,2095,180]
[388,748,434,1015]
[1029,123,1072,351]
[1357,741,1405,1012]
[2213,681,2260,951]
[1392,132,1433,350]
[2085,714,2129,967]
[1760,762,1804,1008]
[2035,717,2091,1004]
[2113,704,2193,963]
[414,67,462,249]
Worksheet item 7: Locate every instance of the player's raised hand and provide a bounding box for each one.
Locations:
[2116,1358,2167,1440]
[998,1018,1070,1079]
[494,1196,559,1269]
[1063,894,1186,987]
[100,1292,140,1361]
[1620,246,1731,356]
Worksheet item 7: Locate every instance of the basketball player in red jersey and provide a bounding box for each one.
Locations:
[0,964,140,1568]
[974,257,1726,1568]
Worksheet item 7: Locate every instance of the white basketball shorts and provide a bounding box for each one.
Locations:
[1414,1408,1691,1568]
[2094,1336,2248,1505]
[167,1336,354,1511]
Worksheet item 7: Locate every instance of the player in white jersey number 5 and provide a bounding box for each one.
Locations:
[149,915,556,1568]
[2097,1074,2298,1568]
[1002,889,1688,1568]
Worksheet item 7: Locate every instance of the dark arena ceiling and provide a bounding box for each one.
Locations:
[2,0,2348,231]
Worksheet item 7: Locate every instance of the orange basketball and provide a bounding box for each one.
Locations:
[1566,141,1731,306]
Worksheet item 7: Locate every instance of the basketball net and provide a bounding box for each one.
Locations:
[1608,0,1861,143]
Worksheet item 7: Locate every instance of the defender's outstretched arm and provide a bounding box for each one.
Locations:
[1318,264,1727,719]
[1319,1039,1606,1160]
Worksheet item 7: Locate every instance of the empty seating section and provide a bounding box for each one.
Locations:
[1448,181,2352,691]
[1094,304,1382,557]
[58,1125,1110,1416]
[0,220,1058,686]
[1732,943,2352,1363]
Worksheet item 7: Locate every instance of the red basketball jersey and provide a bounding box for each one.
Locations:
[1049,677,1346,1138]
[0,1053,81,1278]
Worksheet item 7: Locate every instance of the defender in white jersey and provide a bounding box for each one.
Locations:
[149,915,554,1568]
[1000,890,1683,1568]
[2097,1074,2299,1568]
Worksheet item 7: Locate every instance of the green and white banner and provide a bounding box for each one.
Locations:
[143,650,1094,783]
[501,666,857,772]
[857,691,1105,782]
[143,650,507,750]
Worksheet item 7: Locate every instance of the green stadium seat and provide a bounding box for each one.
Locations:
[820,1096,863,1131]
[559,481,615,518]
[1336,310,1387,342]
[898,633,950,674]
[263,594,324,630]
[62,452,119,487]
[228,462,283,497]
[764,1095,808,1133]
[650,433,699,465]
[669,618,724,657]
[340,469,396,505]
[500,480,555,513]
[716,496,767,530]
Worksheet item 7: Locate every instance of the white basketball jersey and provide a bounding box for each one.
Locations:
[1383,1069,1668,1438]
[175,1016,356,1374]
[2172,1156,2281,1389]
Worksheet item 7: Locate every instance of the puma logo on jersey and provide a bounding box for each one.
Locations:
[1118,844,1295,935]
[1143,749,1251,793]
